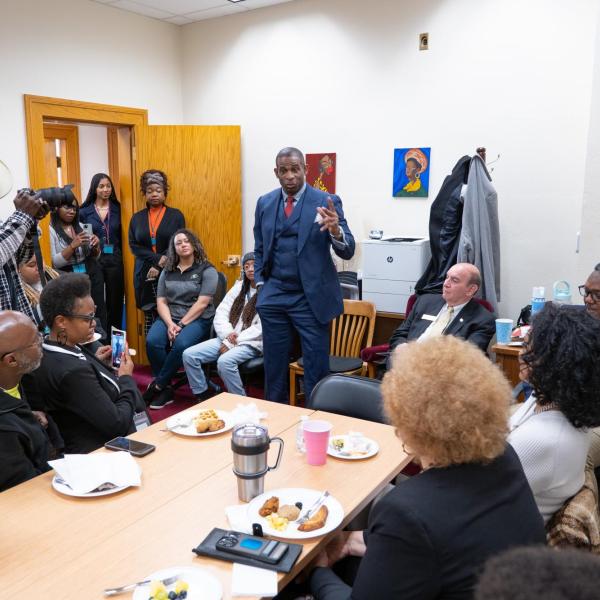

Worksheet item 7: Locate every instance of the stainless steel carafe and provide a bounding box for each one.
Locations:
[231,423,284,502]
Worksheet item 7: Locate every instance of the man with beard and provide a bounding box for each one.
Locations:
[0,311,51,492]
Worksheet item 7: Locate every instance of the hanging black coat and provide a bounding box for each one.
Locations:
[415,156,471,294]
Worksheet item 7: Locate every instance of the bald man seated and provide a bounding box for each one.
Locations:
[0,311,51,492]
[580,263,600,320]
[387,263,496,369]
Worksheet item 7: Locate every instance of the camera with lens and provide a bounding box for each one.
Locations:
[20,184,77,209]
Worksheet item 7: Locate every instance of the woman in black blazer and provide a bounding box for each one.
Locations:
[128,169,185,333]
[309,336,545,600]
[22,274,146,454]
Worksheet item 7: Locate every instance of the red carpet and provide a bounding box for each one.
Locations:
[132,365,265,423]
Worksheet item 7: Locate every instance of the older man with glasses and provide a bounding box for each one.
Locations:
[579,263,600,319]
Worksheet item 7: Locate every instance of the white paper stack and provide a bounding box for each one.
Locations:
[231,563,277,597]
[49,452,141,494]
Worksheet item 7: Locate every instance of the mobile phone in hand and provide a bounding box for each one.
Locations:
[111,327,126,368]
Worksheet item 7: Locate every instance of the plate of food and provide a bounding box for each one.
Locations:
[166,408,233,437]
[328,433,379,460]
[132,565,222,600]
[51,476,130,498]
[247,488,344,540]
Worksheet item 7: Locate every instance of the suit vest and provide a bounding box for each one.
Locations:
[270,196,303,291]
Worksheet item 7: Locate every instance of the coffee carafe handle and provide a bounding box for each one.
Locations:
[267,437,284,472]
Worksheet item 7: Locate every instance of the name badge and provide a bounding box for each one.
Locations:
[133,411,151,431]
[73,263,87,273]
[103,244,114,254]
[421,314,436,321]
[150,237,157,246]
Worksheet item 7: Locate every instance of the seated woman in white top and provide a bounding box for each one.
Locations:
[508,303,600,523]
[182,252,261,399]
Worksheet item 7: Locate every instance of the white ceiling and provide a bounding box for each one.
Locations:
[90,0,296,24]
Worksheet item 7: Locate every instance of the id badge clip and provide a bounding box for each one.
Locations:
[103,244,114,254]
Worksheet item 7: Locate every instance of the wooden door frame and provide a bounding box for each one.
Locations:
[24,94,148,360]
[42,123,82,200]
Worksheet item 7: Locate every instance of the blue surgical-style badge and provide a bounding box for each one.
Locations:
[151,237,157,246]
[72,264,86,273]
[103,244,114,254]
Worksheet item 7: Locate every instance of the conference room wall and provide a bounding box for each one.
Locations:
[0,0,183,212]
[181,0,597,319]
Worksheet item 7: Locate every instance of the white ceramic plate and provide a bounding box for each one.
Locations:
[328,435,379,460]
[51,476,130,498]
[247,488,344,540]
[132,566,222,600]
[166,409,233,437]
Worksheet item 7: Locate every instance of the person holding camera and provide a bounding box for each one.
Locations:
[0,189,49,323]
[49,198,108,336]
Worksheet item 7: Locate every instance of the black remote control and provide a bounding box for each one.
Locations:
[215,532,289,564]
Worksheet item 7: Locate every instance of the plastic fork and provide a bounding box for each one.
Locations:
[104,574,179,596]
[297,490,330,525]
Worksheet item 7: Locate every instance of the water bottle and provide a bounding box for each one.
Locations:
[531,286,546,316]
[553,280,572,305]
[296,416,309,453]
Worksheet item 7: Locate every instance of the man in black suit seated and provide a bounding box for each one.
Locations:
[0,311,52,492]
[387,262,495,369]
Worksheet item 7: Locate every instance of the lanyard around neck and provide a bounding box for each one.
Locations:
[148,206,166,252]
[94,203,110,242]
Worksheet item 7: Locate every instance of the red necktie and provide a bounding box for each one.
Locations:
[284,196,294,218]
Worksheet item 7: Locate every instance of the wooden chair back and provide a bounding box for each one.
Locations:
[330,300,376,358]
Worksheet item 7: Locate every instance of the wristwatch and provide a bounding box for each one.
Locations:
[178,321,187,328]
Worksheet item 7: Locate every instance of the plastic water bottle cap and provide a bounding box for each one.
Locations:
[532,286,545,298]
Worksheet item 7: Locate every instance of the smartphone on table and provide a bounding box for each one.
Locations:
[104,436,155,457]
[111,326,126,368]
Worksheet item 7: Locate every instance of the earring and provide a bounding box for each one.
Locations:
[57,328,68,345]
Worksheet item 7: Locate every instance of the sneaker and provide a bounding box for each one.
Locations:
[149,386,174,410]
[142,380,159,404]
[194,381,222,402]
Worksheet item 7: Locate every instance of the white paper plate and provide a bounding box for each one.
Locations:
[51,476,130,498]
[247,488,344,540]
[166,409,234,437]
[132,566,222,600]
[328,435,379,460]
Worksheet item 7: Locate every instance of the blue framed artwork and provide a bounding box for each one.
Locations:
[393,147,431,197]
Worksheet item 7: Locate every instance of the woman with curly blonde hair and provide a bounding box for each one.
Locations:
[309,336,545,600]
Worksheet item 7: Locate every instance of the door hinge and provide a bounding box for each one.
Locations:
[138,323,142,336]
[56,156,62,168]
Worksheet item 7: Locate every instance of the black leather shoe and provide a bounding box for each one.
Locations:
[142,381,159,404]
[195,381,222,401]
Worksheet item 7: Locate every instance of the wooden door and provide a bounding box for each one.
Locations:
[133,125,242,360]
[42,124,81,200]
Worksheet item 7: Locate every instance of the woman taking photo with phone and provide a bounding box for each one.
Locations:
[80,173,124,333]
[128,170,185,334]
[49,198,108,336]
[22,274,146,454]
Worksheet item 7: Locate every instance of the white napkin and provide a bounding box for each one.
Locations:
[230,403,268,426]
[49,452,141,494]
[231,563,277,597]
[225,504,253,535]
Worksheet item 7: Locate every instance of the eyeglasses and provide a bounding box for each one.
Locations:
[0,332,43,359]
[578,285,600,302]
[64,309,96,323]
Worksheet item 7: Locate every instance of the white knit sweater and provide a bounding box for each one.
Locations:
[508,394,590,523]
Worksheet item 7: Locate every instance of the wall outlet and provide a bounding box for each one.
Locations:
[419,33,429,51]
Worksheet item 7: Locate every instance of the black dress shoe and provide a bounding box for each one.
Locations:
[194,381,222,401]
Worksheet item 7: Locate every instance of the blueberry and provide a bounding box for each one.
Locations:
[179,592,188,599]
[295,502,303,510]
[168,592,177,600]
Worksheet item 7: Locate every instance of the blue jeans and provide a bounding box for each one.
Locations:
[146,317,212,388]
[182,338,261,397]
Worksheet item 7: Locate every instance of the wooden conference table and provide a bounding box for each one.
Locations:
[1,393,410,599]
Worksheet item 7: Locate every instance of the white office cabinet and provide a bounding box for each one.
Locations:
[362,237,431,313]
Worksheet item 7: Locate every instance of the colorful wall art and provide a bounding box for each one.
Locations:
[393,147,431,197]
[306,153,336,194]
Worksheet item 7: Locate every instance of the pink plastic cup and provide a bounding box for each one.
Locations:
[303,420,332,466]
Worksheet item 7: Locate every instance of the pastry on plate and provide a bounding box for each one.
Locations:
[298,504,329,532]
[258,496,279,517]
[278,504,301,521]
